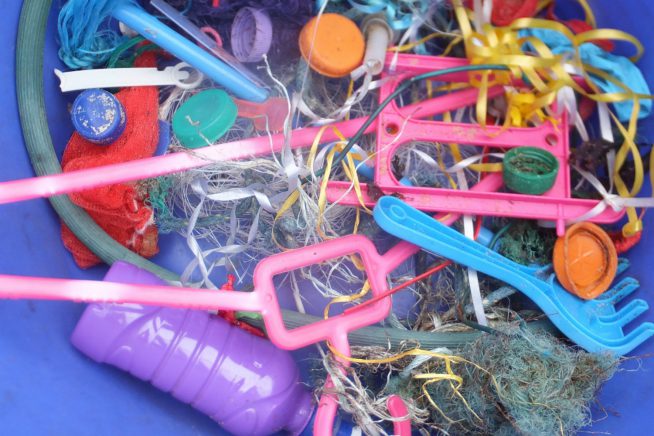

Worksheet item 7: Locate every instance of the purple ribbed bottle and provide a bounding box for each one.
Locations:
[71,262,314,436]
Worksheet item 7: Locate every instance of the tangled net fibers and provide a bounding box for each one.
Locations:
[391,326,618,435]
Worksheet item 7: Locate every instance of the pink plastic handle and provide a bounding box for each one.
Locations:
[387,395,412,435]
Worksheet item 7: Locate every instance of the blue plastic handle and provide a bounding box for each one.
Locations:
[112,4,269,102]
[373,196,654,355]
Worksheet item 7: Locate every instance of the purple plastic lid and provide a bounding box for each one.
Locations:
[231,7,273,62]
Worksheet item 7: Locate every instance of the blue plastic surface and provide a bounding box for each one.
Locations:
[0,1,653,435]
[374,196,654,356]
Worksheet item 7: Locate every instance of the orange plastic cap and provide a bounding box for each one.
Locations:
[299,13,365,78]
[553,222,618,300]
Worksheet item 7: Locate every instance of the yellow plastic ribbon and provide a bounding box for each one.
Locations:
[451,0,652,234]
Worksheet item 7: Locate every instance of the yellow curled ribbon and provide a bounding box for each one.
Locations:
[451,0,653,235]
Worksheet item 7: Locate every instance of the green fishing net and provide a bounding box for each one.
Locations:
[396,326,619,435]
[495,220,557,266]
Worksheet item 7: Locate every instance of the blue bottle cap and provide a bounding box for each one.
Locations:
[71,89,127,145]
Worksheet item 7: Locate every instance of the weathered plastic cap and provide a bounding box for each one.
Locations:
[299,13,365,78]
[231,7,273,63]
[172,89,238,149]
[503,146,559,195]
[71,89,127,145]
[553,222,618,300]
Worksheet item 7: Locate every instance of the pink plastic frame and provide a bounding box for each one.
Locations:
[325,55,624,235]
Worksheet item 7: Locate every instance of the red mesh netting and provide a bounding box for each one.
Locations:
[61,53,160,268]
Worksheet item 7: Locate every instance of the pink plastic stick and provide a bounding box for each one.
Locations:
[0,85,502,205]
[387,395,412,436]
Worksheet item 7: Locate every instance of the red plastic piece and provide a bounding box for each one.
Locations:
[463,0,539,26]
[546,2,615,51]
[609,229,642,254]
[217,274,266,337]
[565,19,615,52]
[234,96,290,133]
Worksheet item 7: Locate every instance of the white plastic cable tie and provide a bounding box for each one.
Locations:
[569,165,654,224]
[54,62,203,92]
[558,86,589,142]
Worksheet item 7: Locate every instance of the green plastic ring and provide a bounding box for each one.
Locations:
[503,146,559,195]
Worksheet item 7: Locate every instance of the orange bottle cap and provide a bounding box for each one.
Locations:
[553,222,618,300]
[299,13,365,78]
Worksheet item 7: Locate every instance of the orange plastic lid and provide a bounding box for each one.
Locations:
[553,222,618,300]
[299,13,365,78]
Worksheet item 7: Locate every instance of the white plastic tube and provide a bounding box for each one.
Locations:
[361,14,394,76]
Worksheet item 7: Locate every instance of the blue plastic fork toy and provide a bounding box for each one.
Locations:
[373,196,654,355]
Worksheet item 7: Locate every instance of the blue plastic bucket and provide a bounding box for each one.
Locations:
[1,1,653,434]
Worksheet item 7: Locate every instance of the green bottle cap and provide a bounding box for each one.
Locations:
[172,89,238,149]
[503,146,559,195]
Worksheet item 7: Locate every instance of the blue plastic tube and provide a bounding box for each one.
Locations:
[112,4,269,102]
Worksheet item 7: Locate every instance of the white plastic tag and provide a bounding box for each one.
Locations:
[55,62,203,92]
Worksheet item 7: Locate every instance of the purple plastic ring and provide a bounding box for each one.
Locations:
[231,7,273,63]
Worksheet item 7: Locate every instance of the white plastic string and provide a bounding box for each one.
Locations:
[557,86,590,143]
[456,169,488,327]
[570,166,654,224]
[399,347,453,378]
[297,74,389,125]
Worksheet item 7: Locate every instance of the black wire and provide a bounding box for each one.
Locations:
[304,64,511,183]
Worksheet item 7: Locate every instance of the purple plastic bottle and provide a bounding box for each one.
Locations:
[71,262,314,435]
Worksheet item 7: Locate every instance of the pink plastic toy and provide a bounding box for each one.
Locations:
[387,395,412,435]
[0,188,492,435]
[324,54,624,235]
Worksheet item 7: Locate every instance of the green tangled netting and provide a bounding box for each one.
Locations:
[388,326,618,435]
[495,220,557,266]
